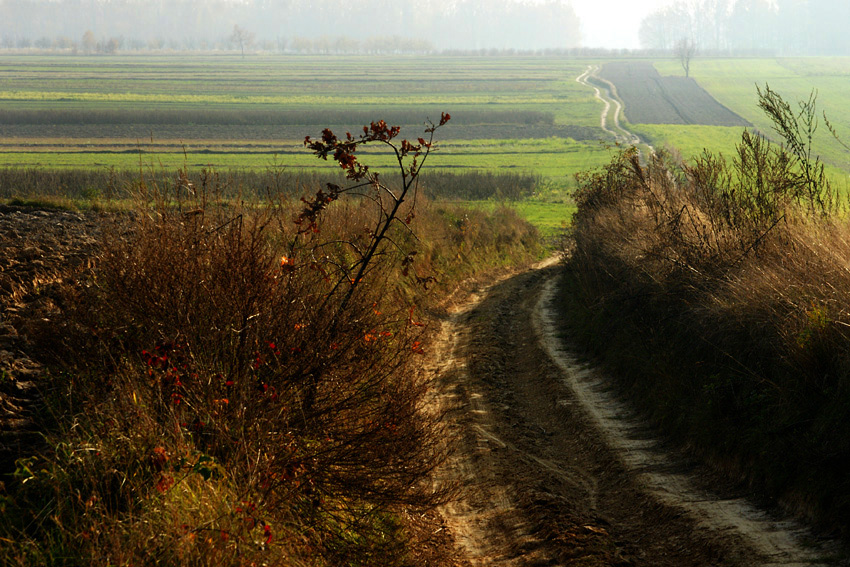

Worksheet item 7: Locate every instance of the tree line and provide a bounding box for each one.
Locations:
[640,0,850,56]
[0,0,580,53]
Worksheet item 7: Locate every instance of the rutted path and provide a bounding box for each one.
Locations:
[576,65,646,149]
[432,261,839,566]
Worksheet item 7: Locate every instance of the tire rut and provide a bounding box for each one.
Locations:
[576,65,644,149]
[432,261,841,566]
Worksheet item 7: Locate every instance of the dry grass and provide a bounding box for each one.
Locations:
[0,165,540,565]
[0,166,541,204]
[563,123,850,534]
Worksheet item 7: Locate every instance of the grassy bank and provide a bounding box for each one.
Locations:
[561,89,850,535]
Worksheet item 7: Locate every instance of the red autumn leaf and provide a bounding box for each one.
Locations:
[155,474,174,493]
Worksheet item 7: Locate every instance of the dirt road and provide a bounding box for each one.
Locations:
[576,65,643,148]
[432,261,839,566]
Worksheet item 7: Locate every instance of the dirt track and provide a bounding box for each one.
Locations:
[576,65,642,148]
[431,261,839,566]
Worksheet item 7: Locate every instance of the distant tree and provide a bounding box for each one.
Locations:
[675,37,697,77]
[34,36,53,50]
[104,37,121,54]
[128,38,147,51]
[333,36,360,54]
[640,2,693,50]
[640,0,731,52]
[775,0,810,54]
[229,24,255,58]
[81,30,96,54]
[56,36,76,50]
[727,0,775,53]
[290,36,313,53]
[639,11,672,49]
[693,0,730,51]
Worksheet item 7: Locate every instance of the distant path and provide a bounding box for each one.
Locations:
[576,65,646,150]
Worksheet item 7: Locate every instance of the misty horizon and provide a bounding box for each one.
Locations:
[0,0,849,55]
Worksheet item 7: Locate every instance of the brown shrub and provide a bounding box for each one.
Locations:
[1,168,541,565]
[564,123,850,532]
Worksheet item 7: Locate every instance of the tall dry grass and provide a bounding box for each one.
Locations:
[0,162,540,565]
[562,90,850,533]
[0,166,541,204]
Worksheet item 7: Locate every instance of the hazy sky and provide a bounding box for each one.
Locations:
[572,0,676,48]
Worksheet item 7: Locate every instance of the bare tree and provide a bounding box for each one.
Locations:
[81,29,96,54]
[675,37,697,77]
[229,24,254,58]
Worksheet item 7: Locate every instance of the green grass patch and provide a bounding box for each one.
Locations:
[652,58,850,175]
[0,137,616,188]
[445,198,575,239]
[513,199,575,236]
[631,124,745,161]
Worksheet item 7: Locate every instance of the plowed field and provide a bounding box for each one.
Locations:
[598,62,750,127]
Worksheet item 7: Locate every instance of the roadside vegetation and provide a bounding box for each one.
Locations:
[561,85,850,535]
[0,117,541,565]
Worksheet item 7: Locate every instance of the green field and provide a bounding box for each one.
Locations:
[0,55,604,122]
[0,137,613,180]
[649,58,850,177]
[450,198,575,238]
[0,55,618,191]
[5,54,850,230]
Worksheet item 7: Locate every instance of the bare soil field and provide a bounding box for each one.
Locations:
[0,206,99,473]
[598,62,750,127]
[0,123,602,144]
